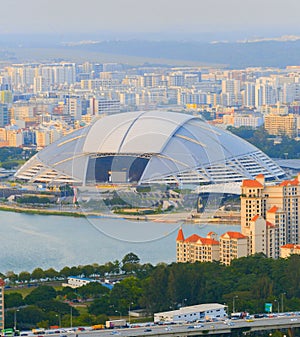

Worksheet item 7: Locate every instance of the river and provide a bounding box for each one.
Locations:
[0,210,239,273]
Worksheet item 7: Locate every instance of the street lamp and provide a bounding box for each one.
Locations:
[115,310,121,319]
[281,292,286,313]
[56,314,61,328]
[14,309,19,331]
[232,296,238,313]
[128,302,133,325]
[182,298,187,308]
[70,306,73,328]
[274,299,279,313]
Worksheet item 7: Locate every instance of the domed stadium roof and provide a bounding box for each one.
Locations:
[15,110,285,186]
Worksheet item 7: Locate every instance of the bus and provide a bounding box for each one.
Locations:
[2,328,15,336]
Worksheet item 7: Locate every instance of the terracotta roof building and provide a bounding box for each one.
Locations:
[220,231,248,265]
[241,173,300,258]
[176,229,220,263]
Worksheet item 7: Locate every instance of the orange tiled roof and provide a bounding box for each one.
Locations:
[281,244,300,250]
[185,234,202,243]
[176,227,185,241]
[281,244,295,249]
[242,180,263,188]
[266,221,275,228]
[221,231,247,239]
[251,214,260,221]
[256,174,264,178]
[198,238,219,245]
[268,205,279,213]
[280,178,299,186]
[184,234,219,245]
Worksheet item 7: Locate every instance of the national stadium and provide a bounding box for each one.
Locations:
[15,110,285,187]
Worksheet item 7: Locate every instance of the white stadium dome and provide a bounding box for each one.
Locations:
[15,110,285,186]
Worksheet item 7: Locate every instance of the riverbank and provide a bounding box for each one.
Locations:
[0,203,240,224]
[0,204,86,217]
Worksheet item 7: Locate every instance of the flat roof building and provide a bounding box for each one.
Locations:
[154,303,227,323]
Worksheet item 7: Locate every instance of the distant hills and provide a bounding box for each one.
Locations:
[0,34,300,68]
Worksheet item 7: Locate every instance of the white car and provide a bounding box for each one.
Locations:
[194,324,204,328]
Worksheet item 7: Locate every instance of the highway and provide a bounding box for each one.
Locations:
[37,315,300,337]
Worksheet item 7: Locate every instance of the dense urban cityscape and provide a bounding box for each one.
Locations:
[1,0,300,336]
[0,63,299,150]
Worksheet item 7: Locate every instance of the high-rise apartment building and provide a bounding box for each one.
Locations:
[176,229,220,263]
[264,113,297,137]
[219,232,248,265]
[241,173,300,257]
[0,104,9,127]
[176,229,247,265]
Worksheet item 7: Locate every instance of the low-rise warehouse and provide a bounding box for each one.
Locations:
[154,303,227,323]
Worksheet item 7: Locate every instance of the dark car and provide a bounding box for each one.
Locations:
[144,329,152,332]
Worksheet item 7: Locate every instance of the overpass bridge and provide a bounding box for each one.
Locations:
[65,315,300,337]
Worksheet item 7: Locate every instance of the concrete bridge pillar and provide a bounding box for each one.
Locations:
[287,327,295,337]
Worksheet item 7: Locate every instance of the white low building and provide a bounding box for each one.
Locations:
[154,303,227,323]
[62,276,93,288]
[62,276,114,290]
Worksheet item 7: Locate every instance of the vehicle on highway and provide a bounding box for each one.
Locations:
[253,314,262,318]
[106,319,127,329]
[194,324,204,328]
[230,312,249,320]
[144,329,152,332]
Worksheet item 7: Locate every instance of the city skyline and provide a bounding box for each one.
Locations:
[1,0,300,40]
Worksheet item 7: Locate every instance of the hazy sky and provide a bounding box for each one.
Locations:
[2,0,300,38]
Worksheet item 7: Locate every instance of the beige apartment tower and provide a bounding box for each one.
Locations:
[241,173,300,257]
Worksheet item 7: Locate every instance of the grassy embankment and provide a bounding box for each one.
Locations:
[0,204,85,217]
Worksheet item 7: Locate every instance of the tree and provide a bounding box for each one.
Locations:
[79,264,95,278]
[31,268,45,281]
[44,268,59,280]
[88,295,112,316]
[110,276,142,313]
[60,266,71,278]
[7,306,46,330]
[35,299,79,316]
[76,282,110,300]
[6,271,18,282]
[18,271,31,283]
[122,253,140,265]
[25,285,57,305]
[104,261,120,275]
[121,253,141,274]
[5,292,24,308]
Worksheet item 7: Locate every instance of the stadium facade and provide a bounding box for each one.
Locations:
[15,110,285,186]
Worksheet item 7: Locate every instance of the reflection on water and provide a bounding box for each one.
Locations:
[0,211,239,273]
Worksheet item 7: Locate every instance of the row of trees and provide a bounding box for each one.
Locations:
[5,253,300,330]
[4,253,144,283]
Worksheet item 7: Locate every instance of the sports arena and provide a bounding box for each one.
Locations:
[15,110,285,187]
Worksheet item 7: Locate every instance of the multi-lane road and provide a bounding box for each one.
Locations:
[44,315,300,337]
